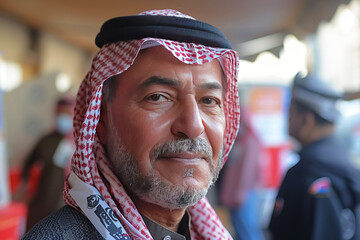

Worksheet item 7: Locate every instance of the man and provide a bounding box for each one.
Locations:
[23,9,240,239]
[269,74,360,240]
[16,95,75,231]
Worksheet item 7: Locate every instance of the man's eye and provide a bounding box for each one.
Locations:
[145,94,168,102]
[200,97,220,105]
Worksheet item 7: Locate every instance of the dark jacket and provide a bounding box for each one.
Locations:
[22,205,103,239]
[269,136,360,240]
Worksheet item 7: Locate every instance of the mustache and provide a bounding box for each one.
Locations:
[151,138,213,162]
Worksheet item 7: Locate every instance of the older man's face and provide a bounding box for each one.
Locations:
[100,46,226,209]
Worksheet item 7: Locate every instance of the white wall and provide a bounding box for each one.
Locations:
[39,32,91,90]
[3,73,59,166]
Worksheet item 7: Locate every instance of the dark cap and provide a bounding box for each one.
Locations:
[292,73,343,123]
[95,14,232,49]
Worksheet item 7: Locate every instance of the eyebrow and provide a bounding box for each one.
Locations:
[137,76,180,90]
[198,82,223,91]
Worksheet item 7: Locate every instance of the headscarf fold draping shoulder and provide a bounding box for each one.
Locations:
[63,9,240,239]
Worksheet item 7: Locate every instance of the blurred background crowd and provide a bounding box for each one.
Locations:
[0,0,359,239]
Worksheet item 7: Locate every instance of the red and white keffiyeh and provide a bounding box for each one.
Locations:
[64,9,240,240]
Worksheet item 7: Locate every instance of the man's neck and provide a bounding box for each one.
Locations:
[131,194,186,232]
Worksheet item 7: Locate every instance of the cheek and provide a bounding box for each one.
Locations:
[288,117,296,133]
[116,109,171,167]
[288,111,296,133]
[202,113,226,160]
[289,116,304,139]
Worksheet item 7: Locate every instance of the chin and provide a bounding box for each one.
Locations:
[143,188,208,211]
[136,175,211,210]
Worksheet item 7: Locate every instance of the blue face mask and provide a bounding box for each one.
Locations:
[56,114,73,134]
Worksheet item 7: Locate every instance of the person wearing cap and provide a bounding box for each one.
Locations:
[15,95,75,231]
[269,74,360,240]
[23,9,240,240]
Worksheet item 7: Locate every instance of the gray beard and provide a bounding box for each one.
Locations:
[106,120,223,210]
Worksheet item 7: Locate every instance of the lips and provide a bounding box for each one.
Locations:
[158,152,207,163]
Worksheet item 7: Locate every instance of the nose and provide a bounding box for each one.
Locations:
[171,97,205,139]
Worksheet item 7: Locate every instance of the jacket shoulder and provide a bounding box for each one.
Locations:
[22,205,103,240]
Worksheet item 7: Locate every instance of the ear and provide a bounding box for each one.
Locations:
[97,101,108,145]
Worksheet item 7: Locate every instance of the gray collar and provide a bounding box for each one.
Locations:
[141,211,191,240]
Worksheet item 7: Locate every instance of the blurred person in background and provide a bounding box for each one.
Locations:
[14,95,75,231]
[219,105,265,240]
[22,9,240,239]
[269,74,360,240]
